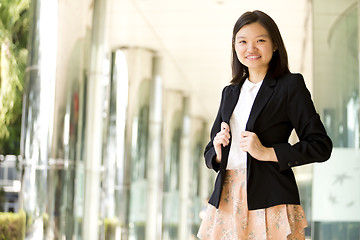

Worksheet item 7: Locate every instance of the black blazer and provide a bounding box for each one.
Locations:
[205,73,332,210]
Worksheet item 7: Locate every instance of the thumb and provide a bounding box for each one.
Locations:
[221,122,230,132]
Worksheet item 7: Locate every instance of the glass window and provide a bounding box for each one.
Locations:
[0,168,5,180]
[7,167,16,180]
[129,80,151,239]
[162,110,182,240]
[313,1,360,239]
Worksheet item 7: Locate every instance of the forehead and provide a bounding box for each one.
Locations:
[235,22,270,39]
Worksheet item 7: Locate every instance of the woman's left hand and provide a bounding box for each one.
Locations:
[239,131,278,162]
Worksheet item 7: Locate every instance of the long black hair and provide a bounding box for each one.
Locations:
[231,10,290,84]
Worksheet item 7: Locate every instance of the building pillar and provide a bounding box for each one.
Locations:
[20,0,58,239]
[179,96,191,240]
[82,0,110,239]
[145,56,163,240]
[20,0,108,239]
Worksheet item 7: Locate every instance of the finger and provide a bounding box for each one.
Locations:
[221,122,230,132]
[215,136,229,146]
[222,137,230,145]
[240,145,248,152]
[241,131,250,137]
[240,134,249,142]
[239,140,247,147]
[241,131,256,139]
[241,144,249,152]
[222,131,231,139]
[216,132,225,139]
[218,131,230,140]
[220,139,229,147]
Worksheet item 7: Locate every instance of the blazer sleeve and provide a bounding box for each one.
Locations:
[204,86,227,172]
[273,74,333,171]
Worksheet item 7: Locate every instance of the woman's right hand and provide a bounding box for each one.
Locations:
[213,122,231,163]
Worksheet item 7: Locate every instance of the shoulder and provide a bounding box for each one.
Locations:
[277,73,308,91]
[278,72,304,84]
[278,73,313,104]
[221,83,239,95]
[224,83,238,91]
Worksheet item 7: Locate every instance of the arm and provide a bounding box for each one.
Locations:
[273,74,333,171]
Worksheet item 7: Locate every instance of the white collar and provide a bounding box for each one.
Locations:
[242,78,263,91]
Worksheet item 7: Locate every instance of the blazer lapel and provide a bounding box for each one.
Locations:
[246,74,277,131]
[222,82,242,123]
[220,82,241,171]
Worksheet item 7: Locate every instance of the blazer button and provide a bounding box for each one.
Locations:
[295,161,299,165]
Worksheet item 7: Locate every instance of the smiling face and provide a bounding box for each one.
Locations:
[234,22,275,78]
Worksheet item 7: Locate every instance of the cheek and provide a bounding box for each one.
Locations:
[235,51,245,64]
[234,47,244,60]
[264,46,274,58]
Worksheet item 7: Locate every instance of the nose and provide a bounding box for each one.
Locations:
[247,42,257,52]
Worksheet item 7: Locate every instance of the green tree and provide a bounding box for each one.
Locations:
[0,0,30,154]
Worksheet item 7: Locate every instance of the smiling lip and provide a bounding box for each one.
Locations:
[246,55,261,59]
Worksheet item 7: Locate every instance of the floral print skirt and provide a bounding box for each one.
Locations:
[197,168,308,240]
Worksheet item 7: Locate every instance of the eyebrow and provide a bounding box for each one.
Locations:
[236,34,269,40]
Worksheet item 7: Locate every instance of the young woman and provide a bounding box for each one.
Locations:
[197,10,332,239]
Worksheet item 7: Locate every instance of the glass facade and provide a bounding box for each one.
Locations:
[162,91,184,240]
[19,0,95,239]
[99,49,130,240]
[126,48,155,240]
[311,0,360,239]
[12,0,360,239]
[93,47,213,240]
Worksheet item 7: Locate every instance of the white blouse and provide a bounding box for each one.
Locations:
[226,79,263,170]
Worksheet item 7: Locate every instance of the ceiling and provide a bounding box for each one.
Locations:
[107,0,311,122]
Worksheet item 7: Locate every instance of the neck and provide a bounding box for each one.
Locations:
[248,68,267,83]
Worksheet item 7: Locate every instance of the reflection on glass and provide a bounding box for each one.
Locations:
[131,102,150,182]
[189,119,207,238]
[100,50,129,240]
[20,0,58,238]
[317,5,359,148]
[164,122,181,192]
[21,0,92,238]
[120,47,156,240]
[346,91,359,148]
[162,90,184,240]
[129,79,150,240]
[312,1,360,239]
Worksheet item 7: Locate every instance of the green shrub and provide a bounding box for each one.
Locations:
[104,217,120,240]
[0,188,5,212]
[0,209,26,240]
[0,0,30,154]
[42,212,49,233]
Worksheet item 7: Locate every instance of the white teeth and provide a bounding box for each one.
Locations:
[247,56,260,59]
